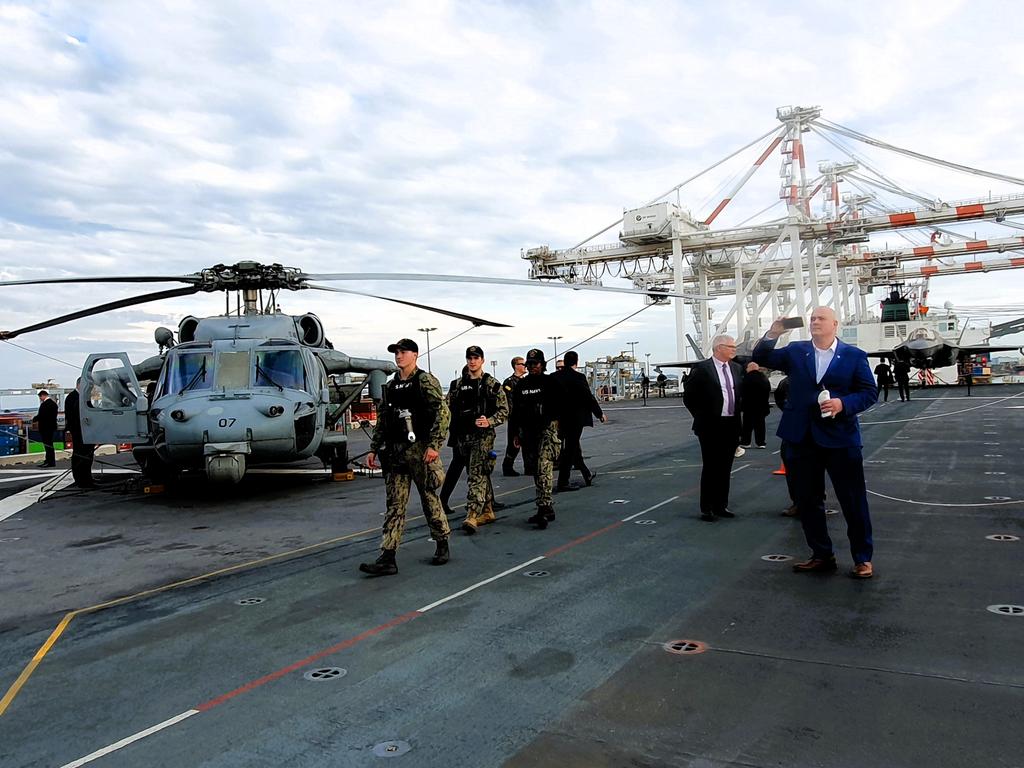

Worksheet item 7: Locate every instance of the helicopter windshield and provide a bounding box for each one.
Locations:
[254,349,305,391]
[167,351,214,393]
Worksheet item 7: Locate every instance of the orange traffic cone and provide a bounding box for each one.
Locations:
[772,461,786,476]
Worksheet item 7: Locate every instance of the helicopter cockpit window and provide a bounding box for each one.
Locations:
[167,352,214,394]
[215,351,252,390]
[254,349,305,391]
[87,358,140,409]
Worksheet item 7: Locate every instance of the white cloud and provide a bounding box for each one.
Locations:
[1,0,1023,388]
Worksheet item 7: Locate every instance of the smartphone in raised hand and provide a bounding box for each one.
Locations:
[780,316,805,329]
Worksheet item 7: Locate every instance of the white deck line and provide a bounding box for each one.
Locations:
[417,556,547,613]
[0,475,75,523]
[59,709,199,767]
[621,495,679,522]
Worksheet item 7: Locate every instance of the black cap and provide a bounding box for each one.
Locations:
[465,345,484,358]
[525,348,546,365]
[387,338,419,353]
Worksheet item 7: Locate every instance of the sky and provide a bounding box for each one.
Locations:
[2,0,1024,400]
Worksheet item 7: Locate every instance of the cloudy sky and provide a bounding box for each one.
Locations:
[2,0,1023,397]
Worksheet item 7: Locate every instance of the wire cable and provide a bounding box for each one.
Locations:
[0,339,80,369]
[816,118,1024,187]
[567,126,785,249]
[563,303,657,355]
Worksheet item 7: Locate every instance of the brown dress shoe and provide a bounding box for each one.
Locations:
[850,562,873,579]
[792,556,837,573]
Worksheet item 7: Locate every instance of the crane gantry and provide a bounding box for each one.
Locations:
[522,106,1024,359]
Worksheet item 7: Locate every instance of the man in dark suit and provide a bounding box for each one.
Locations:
[873,360,893,402]
[683,334,743,522]
[32,390,59,467]
[893,360,911,401]
[753,307,878,579]
[739,362,771,448]
[552,350,606,491]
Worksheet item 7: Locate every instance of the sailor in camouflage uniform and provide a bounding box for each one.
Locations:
[509,348,565,529]
[446,346,508,534]
[360,338,451,576]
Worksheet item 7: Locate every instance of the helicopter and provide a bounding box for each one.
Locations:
[1,260,704,483]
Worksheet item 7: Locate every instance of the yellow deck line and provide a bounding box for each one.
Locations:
[0,479,537,717]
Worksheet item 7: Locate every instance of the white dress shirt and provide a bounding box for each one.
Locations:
[712,357,735,416]
[814,337,838,383]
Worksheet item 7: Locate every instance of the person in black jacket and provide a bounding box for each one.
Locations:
[873,360,893,402]
[63,378,96,487]
[551,350,606,491]
[682,335,743,521]
[32,390,59,467]
[508,348,565,529]
[893,360,912,401]
[739,362,771,448]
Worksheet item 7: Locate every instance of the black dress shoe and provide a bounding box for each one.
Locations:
[716,508,735,518]
[584,472,596,486]
[699,512,717,522]
[502,467,521,477]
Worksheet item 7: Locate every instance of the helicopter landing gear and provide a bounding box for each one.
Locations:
[326,443,354,480]
[135,449,176,486]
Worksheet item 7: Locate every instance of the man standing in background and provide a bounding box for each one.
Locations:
[32,390,58,467]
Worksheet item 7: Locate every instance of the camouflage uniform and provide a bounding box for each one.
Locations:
[446,372,508,527]
[521,423,560,508]
[370,368,451,551]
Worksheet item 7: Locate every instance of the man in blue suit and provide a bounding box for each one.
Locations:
[753,307,878,578]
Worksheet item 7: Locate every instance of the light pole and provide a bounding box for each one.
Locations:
[417,327,437,372]
[645,352,651,375]
[547,335,563,360]
[628,341,639,396]
[490,360,497,378]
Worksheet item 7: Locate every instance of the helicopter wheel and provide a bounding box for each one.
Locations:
[329,443,349,474]
[136,451,175,484]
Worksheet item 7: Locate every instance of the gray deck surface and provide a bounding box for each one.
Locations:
[1,387,1022,767]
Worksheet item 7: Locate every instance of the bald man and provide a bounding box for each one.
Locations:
[753,307,878,579]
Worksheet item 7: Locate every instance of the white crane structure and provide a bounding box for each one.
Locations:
[522,106,1024,360]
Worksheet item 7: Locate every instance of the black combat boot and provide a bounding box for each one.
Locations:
[541,504,555,521]
[359,549,398,576]
[431,538,450,565]
[527,508,549,529]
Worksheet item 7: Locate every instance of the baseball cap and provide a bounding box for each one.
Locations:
[465,345,484,358]
[387,338,419,353]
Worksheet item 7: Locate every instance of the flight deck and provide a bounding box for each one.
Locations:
[0,388,1022,767]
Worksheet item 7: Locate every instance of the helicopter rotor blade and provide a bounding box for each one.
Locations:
[301,272,711,301]
[0,286,202,340]
[305,284,512,328]
[0,275,202,288]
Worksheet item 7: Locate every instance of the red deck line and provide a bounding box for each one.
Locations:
[544,521,624,558]
[195,610,422,711]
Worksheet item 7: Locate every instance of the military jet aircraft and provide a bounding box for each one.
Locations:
[866,326,1021,370]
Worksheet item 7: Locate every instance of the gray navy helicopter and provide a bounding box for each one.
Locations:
[1,260,697,483]
[0,261,517,483]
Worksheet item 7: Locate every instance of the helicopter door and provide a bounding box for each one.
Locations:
[80,353,149,445]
